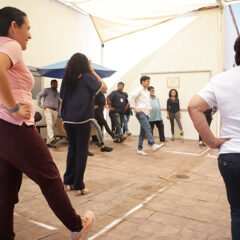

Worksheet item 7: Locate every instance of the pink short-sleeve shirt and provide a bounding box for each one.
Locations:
[0,37,35,126]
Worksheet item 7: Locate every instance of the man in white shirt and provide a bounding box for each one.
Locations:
[128,76,164,156]
[188,35,240,240]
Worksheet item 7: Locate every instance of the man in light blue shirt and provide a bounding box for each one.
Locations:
[36,79,61,147]
[148,86,165,142]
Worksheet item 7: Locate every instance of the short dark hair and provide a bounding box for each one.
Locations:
[234,35,240,66]
[0,7,27,36]
[169,89,178,98]
[148,86,154,91]
[51,79,57,84]
[140,76,150,84]
[118,81,124,86]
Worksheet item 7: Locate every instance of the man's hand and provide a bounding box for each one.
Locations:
[149,109,152,115]
[109,107,115,111]
[207,137,230,149]
[134,108,142,114]
[12,104,31,120]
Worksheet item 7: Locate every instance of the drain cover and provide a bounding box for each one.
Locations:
[176,175,189,179]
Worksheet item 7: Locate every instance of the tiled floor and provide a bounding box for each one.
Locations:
[14,136,231,240]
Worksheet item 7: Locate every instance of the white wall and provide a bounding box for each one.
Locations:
[0,0,101,68]
[107,8,222,140]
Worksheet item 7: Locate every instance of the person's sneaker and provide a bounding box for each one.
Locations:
[127,131,132,136]
[152,143,164,151]
[101,146,113,152]
[137,150,148,156]
[50,138,60,145]
[70,210,95,240]
[47,143,56,148]
[120,135,127,142]
[180,130,184,136]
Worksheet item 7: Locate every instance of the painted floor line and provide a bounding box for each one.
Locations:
[205,153,218,159]
[88,187,167,240]
[14,213,58,230]
[161,148,210,157]
[28,220,58,230]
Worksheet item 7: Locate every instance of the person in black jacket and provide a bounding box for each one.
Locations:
[167,89,184,141]
[199,106,218,146]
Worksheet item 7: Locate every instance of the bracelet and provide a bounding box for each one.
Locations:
[6,103,20,113]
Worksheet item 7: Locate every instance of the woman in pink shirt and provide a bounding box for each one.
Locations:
[0,7,94,240]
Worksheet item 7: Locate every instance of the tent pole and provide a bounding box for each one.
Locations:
[216,1,224,138]
[101,43,105,65]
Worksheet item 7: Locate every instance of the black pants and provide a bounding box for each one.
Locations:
[64,122,91,190]
[218,154,240,240]
[95,110,113,138]
[199,115,212,141]
[0,119,82,240]
[149,120,165,142]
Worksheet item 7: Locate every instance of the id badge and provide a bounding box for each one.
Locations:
[120,98,123,103]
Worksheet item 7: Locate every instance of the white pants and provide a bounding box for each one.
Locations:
[44,108,58,143]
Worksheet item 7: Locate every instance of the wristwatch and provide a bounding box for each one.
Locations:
[6,103,20,113]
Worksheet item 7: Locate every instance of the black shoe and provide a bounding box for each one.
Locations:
[113,138,121,143]
[95,142,101,147]
[50,138,60,145]
[88,151,94,156]
[120,135,127,142]
[101,146,113,152]
[47,143,56,148]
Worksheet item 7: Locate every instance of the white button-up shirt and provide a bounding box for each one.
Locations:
[128,86,152,116]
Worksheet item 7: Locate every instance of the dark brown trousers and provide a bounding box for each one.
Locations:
[0,119,82,240]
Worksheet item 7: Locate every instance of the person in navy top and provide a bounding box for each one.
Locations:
[60,53,107,196]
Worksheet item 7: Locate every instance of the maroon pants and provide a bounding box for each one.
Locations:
[0,119,82,240]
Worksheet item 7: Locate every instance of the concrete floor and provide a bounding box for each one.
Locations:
[14,136,231,240]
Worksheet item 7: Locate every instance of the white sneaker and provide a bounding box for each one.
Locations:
[137,150,148,156]
[70,210,95,240]
[152,143,164,151]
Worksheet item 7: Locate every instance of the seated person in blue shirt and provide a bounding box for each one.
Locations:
[148,86,165,142]
[107,82,128,143]
[36,79,61,147]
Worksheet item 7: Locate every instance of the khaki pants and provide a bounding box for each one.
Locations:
[44,108,58,143]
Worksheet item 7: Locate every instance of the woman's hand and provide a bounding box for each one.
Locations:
[12,104,31,120]
[166,113,169,119]
[88,60,95,74]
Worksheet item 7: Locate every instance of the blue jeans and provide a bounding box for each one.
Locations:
[136,112,155,150]
[218,153,240,240]
[123,114,130,134]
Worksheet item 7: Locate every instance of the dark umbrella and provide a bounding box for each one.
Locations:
[37,60,116,79]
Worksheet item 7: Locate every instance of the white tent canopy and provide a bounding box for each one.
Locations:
[56,0,238,43]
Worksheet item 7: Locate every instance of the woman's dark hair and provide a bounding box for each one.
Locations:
[169,89,178,98]
[62,53,90,87]
[140,75,150,84]
[148,86,154,91]
[0,7,26,36]
[234,35,240,66]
